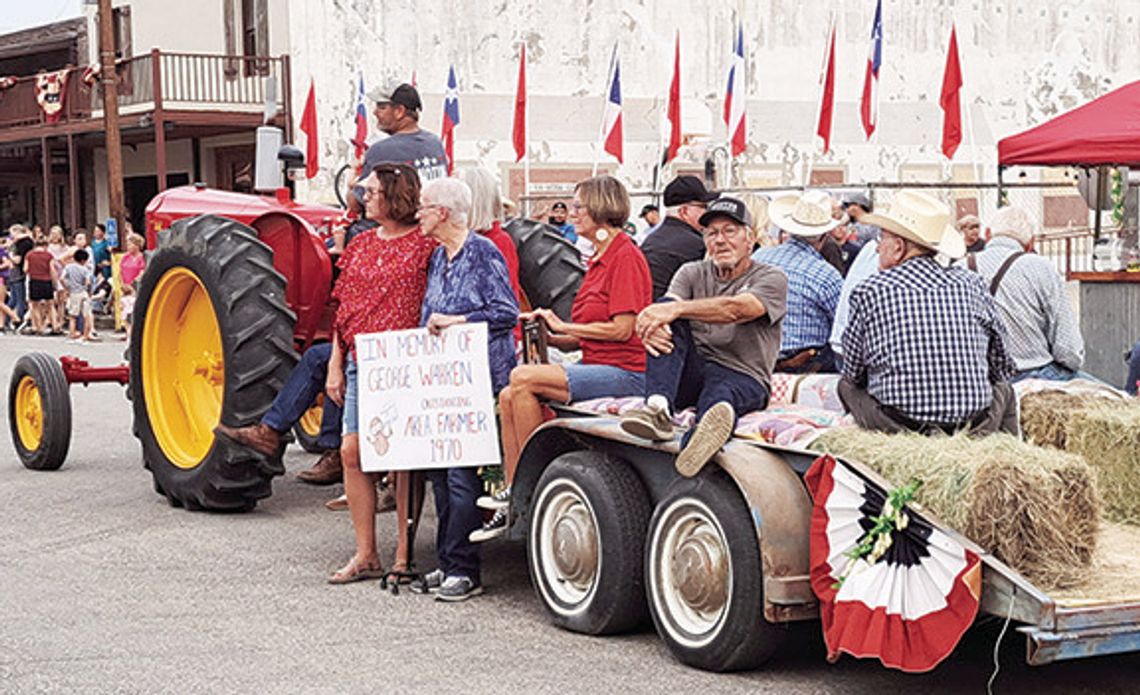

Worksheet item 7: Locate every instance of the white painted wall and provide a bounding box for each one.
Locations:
[282,0,1140,207]
[92,139,194,222]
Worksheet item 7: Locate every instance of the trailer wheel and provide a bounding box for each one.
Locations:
[504,219,583,321]
[8,352,71,471]
[527,450,651,635]
[646,470,782,672]
[131,214,297,512]
[292,395,325,453]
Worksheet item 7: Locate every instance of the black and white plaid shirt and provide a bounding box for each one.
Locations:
[842,255,1016,424]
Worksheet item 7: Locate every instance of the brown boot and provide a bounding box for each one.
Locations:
[296,449,343,485]
[214,422,283,458]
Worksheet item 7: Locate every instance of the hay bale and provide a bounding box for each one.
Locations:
[1020,390,1099,449]
[1065,400,1140,525]
[810,429,1100,591]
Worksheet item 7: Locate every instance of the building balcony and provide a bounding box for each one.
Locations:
[0,49,291,143]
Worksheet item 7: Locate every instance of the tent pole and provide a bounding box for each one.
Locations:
[1095,165,1105,240]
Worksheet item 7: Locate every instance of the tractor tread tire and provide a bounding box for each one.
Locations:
[528,450,652,635]
[8,352,72,471]
[131,214,296,512]
[504,219,584,321]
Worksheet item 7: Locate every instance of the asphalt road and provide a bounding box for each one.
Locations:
[2,335,1138,694]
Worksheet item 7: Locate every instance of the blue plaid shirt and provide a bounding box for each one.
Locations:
[421,232,519,393]
[842,255,1016,424]
[752,237,842,356]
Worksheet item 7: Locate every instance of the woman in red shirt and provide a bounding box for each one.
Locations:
[477,175,652,540]
[325,163,436,584]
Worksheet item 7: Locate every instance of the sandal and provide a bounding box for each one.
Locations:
[327,557,385,585]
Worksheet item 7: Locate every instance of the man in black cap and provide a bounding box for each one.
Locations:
[620,197,788,478]
[547,201,577,242]
[639,175,717,298]
[346,82,449,218]
[639,203,661,228]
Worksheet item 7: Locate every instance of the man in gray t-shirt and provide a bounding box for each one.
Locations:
[621,197,788,478]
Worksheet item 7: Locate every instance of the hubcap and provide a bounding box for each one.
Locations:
[533,480,601,611]
[141,267,224,469]
[650,499,733,646]
[14,375,43,451]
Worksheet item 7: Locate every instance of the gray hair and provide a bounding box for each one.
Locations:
[457,167,502,232]
[987,205,1035,246]
[422,177,472,229]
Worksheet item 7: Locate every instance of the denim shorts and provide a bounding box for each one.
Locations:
[563,363,645,403]
[342,357,359,435]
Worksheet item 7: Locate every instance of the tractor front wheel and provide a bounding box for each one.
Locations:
[130,214,297,511]
[8,352,71,471]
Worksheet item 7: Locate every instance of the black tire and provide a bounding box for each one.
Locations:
[334,164,352,209]
[527,450,651,635]
[504,218,584,321]
[130,214,297,512]
[645,469,783,672]
[8,352,71,471]
[292,395,324,453]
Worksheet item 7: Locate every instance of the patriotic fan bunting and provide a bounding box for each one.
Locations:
[804,454,982,673]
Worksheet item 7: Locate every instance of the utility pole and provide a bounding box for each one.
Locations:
[98,0,126,249]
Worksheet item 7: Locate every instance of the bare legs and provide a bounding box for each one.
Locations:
[497,364,570,486]
[339,433,383,571]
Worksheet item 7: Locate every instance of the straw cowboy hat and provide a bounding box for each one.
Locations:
[769,190,841,237]
[862,189,967,259]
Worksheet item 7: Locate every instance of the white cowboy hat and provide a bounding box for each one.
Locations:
[769,190,841,237]
[862,189,967,259]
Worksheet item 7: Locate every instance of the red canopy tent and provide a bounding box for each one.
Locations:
[998,80,1140,166]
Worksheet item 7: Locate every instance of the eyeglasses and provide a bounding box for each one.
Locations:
[704,224,745,240]
[362,188,382,200]
[569,201,585,212]
[419,203,443,213]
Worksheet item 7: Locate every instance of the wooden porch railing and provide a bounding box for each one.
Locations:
[0,50,288,130]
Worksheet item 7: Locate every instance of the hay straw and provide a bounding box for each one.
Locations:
[1052,522,1140,604]
[810,429,1100,592]
[1065,400,1140,525]
[1019,390,1099,449]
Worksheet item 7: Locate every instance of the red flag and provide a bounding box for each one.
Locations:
[299,78,319,179]
[940,25,963,159]
[665,32,682,163]
[816,20,837,154]
[512,44,527,162]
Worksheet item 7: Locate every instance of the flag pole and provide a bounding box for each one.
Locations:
[806,13,835,189]
[517,41,530,216]
[958,29,985,210]
[592,43,617,177]
[727,19,735,188]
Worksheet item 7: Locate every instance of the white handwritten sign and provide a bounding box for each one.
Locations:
[354,323,500,472]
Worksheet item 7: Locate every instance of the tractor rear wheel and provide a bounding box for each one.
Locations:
[130,214,297,511]
[292,395,325,453]
[8,352,71,471]
[504,219,583,321]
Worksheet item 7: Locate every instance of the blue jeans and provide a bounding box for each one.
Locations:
[426,466,482,584]
[644,304,769,447]
[261,342,342,449]
[8,277,26,321]
[1011,362,1099,385]
[563,363,645,402]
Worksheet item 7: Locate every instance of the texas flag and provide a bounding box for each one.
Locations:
[602,46,623,163]
[441,65,460,174]
[860,0,882,139]
[352,72,368,159]
[723,23,747,156]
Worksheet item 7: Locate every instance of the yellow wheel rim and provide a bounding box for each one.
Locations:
[14,375,43,451]
[298,394,324,438]
[141,267,224,469]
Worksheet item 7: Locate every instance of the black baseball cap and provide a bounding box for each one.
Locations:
[367,83,422,112]
[663,175,717,206]
[551,202,568,211]
[699,197,753,228]
[639,204,659,218]
[842,192,873,212]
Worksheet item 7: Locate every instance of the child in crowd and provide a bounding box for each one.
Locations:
[61,249,97,343]
[120,284,136,341]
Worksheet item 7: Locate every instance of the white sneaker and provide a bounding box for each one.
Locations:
[476,487,510,511]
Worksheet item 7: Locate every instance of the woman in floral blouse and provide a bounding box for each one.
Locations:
[326,163,436,584]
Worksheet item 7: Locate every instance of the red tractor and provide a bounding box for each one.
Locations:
[8,178,582,512]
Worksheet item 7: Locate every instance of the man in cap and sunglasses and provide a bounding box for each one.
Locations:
[755,190,844,373]
[839,189,1019,436]
[639,175,718,299]
[621,197,788,478]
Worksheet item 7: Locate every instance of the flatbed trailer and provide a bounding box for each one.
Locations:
[506,406,1140,671]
